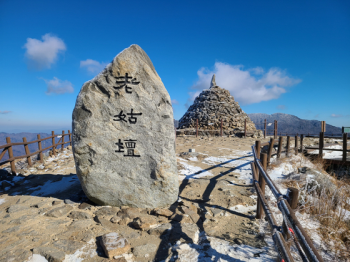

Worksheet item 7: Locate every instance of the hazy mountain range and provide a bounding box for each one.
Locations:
[248,113,342,135]
[1,113,343,162]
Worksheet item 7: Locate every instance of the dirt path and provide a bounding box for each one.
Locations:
[0,135,277,262]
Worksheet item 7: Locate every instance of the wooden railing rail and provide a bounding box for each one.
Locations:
[251,143,324,262]
[0,130,72,175]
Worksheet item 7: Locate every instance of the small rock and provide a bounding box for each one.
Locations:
[68,219,93,230]
[68,211,92,220]
[53,239,85,253]
[179,206,200,223]
[148,223,172,236]
[132,215,158,230]
[7,205,29,213]
[153,208,173,217]
[32,246,65,262]
[110,216,121,224]
[100,232,131,259]
[32,201,51,209]
[94,206,119,217]
[52,200,63,206]
[118,217,131,226]
[78,202,93,210]
[64,199,76,205]
[133,243,158,257]
[117,207,143,219]
[45,205,73,218]
[169,223,199,244]
[234,238,244,245]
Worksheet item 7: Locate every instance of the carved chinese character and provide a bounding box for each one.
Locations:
[115,139,124,153]
[124,139,140,157]
[114,73,140,94]
[114,109,142,124]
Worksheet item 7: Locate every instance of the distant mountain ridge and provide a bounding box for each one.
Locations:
[248,113,342,135]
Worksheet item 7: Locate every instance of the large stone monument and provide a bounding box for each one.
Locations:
[72,45,178,208]
[179,74,261,137]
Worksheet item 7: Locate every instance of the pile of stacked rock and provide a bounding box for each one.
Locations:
[178,75,262,137]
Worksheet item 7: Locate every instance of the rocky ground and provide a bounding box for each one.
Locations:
[2,135,346,261]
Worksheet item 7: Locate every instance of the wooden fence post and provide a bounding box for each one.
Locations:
[61,131,65,151]
[244,119,247,137]
[267,138,275,166]
[52,131,56,156]
[220,119,223,137]
[287,187,299,209]
[264,119,267,138]
[255,141,261,158]
[23,137,32,167]
[282,187,300,240]
[286,136,290,157]
[277,136,283,159]
[295,135,298,155]
[274,120,278,139]
[319,132,324,159]
[6,137,16,175]
[68,130,72,146]
[256,153,267,219]
[300,134,304,153]
[37,134,43,163]
[343,133,347,162]
[321,121,326,133]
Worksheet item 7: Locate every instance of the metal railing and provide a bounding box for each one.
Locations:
[251,141,324,262]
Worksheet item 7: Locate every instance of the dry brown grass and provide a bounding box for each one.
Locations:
[296,158,350,260]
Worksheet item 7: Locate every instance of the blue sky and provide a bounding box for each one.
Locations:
[0,0,349,133]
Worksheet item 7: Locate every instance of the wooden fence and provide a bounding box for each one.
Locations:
[176,119,254,138]
[0,130,72,175]
[255,119,347,139]
[251,139,324,262]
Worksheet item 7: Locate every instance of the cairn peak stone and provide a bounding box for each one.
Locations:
[72,44,178,208]
[179,78,261,137]
[210,74,217,88]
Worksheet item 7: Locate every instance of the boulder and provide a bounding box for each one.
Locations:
[72,44,178,208]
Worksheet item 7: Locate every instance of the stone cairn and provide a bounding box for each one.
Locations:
[178,74,262,137]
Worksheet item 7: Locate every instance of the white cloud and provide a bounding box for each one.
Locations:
[42,77,74,95]
[188,62,301,105]
[331,114,342,118]
[171,99,179,105]
[23,34,66,70]
[80,59,108,74]
[0,111,11,114]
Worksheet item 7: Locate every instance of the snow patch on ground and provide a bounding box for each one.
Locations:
[0,198,6,205]
[28,176,80,196]
[168,235,276,262]
[178,159,214,180]
[229,204,256,214]
[309,144,347,159]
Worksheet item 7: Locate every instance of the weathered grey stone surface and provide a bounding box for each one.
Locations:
[72,44,178,208]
